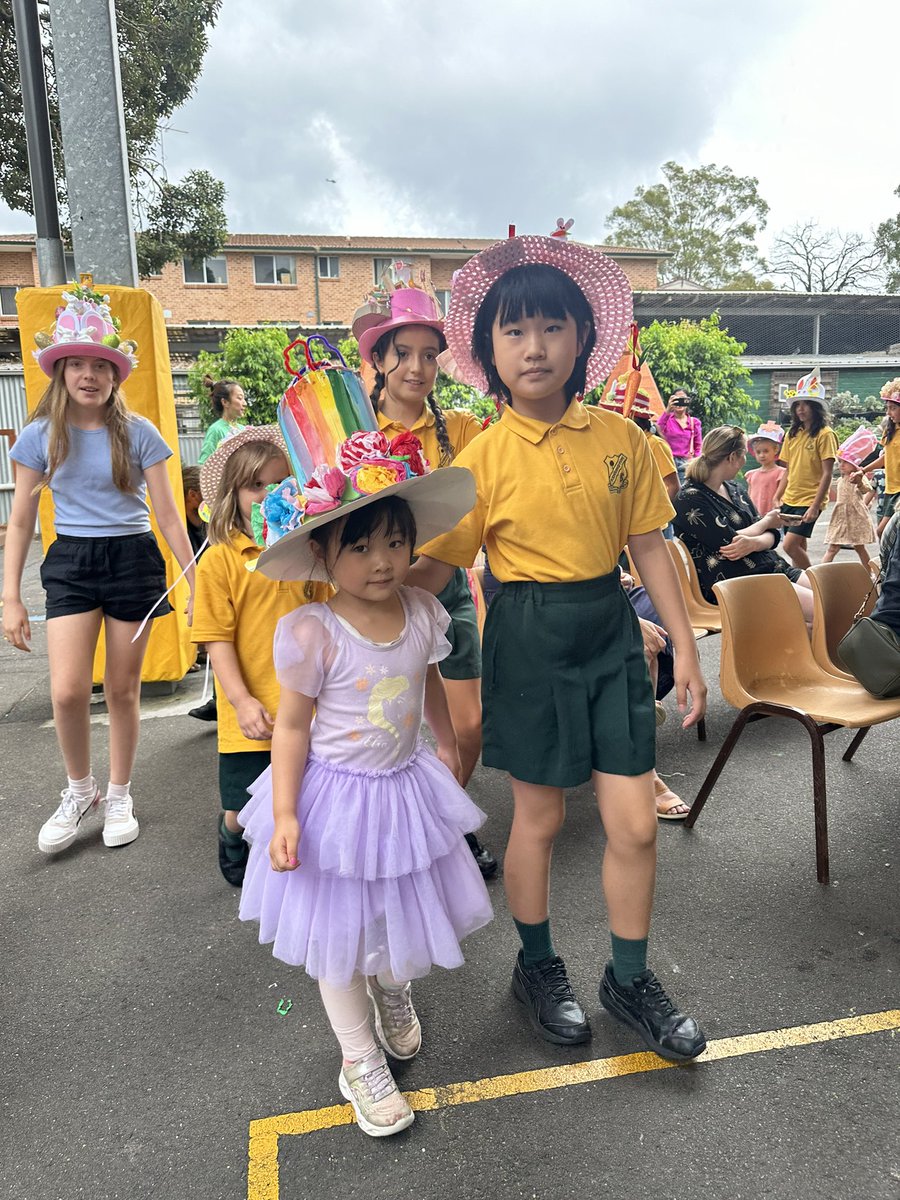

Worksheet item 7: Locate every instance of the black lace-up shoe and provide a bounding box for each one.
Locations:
[465,832,498,879]
[511,951,591,1045]
[599,963,706,1062]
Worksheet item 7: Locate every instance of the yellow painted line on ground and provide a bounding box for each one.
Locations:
[247,1009,900,1200]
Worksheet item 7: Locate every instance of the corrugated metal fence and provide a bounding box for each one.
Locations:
[0,368,199,524]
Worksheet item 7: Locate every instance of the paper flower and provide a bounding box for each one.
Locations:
[349,458,410,495]
[337,430,391,472]
[388,432,429,476]
[261,477,306,541]
[880,378,900,402]
[303,464,347,515]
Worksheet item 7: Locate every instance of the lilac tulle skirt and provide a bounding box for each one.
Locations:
[238,744,493,987]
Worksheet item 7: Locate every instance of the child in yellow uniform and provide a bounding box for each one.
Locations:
[773,370,838,569]
[410,233,707,1060]
[191,427,329,885]
[856,378,900,538]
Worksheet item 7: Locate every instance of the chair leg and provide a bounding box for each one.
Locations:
[685,705,762,828]
[696,717,707,742]
[842,726,870,763]
[801,713,830,885]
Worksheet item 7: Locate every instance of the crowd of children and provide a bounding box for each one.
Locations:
[5,241,899,1141]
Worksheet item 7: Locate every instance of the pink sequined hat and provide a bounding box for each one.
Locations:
[443,233,633,393]
[352,262,444,366]
[837,425,878,467]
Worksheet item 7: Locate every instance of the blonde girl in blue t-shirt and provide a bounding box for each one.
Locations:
[410,233,708,1062]
[2,287,195,856]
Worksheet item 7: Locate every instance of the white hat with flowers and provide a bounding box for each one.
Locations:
[33,281,138,380]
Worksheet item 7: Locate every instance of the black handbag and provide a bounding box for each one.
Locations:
[837,572,900,698]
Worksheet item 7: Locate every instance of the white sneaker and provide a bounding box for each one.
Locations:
[38,785,101,853]
[367,976,422,1059]
[102,794,140,847]
[338,1049,414,1137]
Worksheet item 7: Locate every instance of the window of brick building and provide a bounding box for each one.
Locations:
[254,254,296,285]
[435,289,451,315]
[317,255,340,280]
[373,257,393,284]
[183,255,228,284]
[0,285,22,315]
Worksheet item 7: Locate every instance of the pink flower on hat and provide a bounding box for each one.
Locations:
[880,378,900,402]
[337,430,391,472]
[303,464,347,515]
[389,432,429,476]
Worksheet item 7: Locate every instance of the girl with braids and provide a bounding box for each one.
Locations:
[3,287,195,854]
[198,375,247,464]
[352,276,497,878]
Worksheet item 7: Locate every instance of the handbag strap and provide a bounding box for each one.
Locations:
[852,570,882,623]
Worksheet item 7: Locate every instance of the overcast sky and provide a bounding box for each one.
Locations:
[3,0,899,258]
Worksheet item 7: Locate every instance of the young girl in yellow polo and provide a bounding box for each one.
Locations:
[410,231,708,1061]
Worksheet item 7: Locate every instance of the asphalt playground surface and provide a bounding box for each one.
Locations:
[1,531,898,1200]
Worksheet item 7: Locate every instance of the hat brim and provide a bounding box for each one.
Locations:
[199,426,288,505]
[37,341,134,381]
[790,396,826,408]
[443,235,633,393]
[256,466,476,582]
[356,314,445,366]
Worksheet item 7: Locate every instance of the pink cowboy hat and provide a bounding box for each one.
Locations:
[443,234,633,393]
[34,287,137,381]
[352,287,444,366]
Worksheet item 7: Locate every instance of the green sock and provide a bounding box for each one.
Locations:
[611,934,648,987]
[514,918,554,967]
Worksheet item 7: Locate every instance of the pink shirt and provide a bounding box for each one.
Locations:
[746,465,786,516]
[656,410,703,458]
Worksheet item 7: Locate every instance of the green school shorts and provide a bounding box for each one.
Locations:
[481,572,656,788]
[219,750,271,812]
[436,567,482,681]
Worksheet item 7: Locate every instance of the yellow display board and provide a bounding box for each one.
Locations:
[17,284,196,683]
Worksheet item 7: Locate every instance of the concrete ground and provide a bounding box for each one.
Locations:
[1,530,898,1200]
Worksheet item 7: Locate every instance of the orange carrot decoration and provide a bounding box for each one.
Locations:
[620,323,643,419]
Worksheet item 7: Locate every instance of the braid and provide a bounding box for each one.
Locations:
[427,394,454,466]
[370,369,385,413]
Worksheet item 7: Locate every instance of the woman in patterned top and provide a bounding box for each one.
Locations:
[672,426,813,622]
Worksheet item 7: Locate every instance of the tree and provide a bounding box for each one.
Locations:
[187,327,291,427]
[770,222,884,292]
[605,161,769,287]
[638,312,756,428]
[0,0,227,277]
[876,185,900,293]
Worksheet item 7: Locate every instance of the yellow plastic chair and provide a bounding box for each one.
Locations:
[667,539,723,634]
[685,573,900,883]
[806,562,878,682]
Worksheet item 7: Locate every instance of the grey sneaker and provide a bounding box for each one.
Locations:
[38,785,101,854]
[338,1049,414,1137]
[102,794,140,847]
[367,976,422,1060]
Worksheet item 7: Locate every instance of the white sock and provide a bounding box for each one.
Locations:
[375,971,408,993]
[67,774,96,801]
[107,781,131,801]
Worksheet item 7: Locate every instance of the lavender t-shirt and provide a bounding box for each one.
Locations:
[11,416,171,536]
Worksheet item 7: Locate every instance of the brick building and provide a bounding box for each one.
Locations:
[0,233,665,332]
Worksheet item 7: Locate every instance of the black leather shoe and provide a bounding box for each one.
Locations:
[599,963,706,1062]
[511,951,591,1045]
[465,832,498,879]
[218,818,249,887]
[189,697,218,722]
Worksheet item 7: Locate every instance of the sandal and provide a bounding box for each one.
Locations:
[654,775,690,821]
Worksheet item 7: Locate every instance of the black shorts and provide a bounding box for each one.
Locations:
[41,532,172,622]
[779,503,820,540]
[219,750,271,812]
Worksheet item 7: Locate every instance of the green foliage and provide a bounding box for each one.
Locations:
[876,184,900,293]
[605,160,769,287]
[639,312,757,428]
[187,326,291,428]
[0,0,226,275]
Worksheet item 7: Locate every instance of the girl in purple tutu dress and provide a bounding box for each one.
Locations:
[238,450,491,1138]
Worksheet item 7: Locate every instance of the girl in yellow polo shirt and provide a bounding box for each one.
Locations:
[352,273,496,880]
[410,232,707,1062]
[191,427,329,886]
[773,370,838,569]
[857,378,900,538]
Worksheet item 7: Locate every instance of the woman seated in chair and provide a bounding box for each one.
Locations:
[672,425,814,623]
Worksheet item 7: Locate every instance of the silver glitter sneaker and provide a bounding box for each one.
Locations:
[366,976,422,1060]
[338,1049,414,1137]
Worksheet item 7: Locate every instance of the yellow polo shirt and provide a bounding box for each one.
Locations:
[191,532,330,753]
[883,433,900,493]
[647,432,678,482]
[781,427,839,506]
[420,399,674,582]
[377,406,481,466]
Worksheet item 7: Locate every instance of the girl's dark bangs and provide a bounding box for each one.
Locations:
[494,264,582,326]
[339,495,417,547]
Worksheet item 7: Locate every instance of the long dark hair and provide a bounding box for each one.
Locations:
[368,328,453,467]
[471,263,596,406]
[788,399,829,438]
[203,374,242,418]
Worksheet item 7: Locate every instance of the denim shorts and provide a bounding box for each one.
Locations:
[41,532,172,622]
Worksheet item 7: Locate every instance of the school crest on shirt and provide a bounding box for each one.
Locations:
[605,453,629,494]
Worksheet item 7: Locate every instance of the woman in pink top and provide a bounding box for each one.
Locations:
[656,390,703,484]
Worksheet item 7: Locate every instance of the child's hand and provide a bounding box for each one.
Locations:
[236,697,275,740]
[801,505,819,524]
[185,592,194,626]
[2,599,31,652]
[270,816,300,872]
[436,741,463,784]
[638,618,667,660]
[674,655,707,729]
[620,571,635,591]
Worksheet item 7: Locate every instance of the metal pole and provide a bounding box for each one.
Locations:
[47,0,139,286]
[812,313,821,356]
[11,0,67,286]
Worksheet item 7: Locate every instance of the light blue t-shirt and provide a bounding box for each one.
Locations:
[11,416,172,536]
